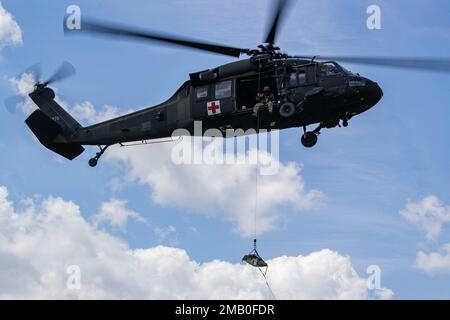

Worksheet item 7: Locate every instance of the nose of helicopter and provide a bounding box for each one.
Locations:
[365,80,383,108]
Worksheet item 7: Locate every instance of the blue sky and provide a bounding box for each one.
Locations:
[1,0,450,299]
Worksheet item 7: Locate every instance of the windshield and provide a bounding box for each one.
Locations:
[320,62,354,76]
[320,62,347,76]
[340,65,355,75]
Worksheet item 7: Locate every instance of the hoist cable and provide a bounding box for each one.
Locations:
[252,61,277,301]
[258,267,277,300]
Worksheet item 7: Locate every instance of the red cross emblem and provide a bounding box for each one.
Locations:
[207,101,221,116]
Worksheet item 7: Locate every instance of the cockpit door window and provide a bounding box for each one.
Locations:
[320,62,343,77]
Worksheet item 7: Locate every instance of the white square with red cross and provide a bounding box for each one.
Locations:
[207,100,221,116]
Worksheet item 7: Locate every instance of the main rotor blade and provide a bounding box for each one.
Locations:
[45,61,76,85]
[315,56,450,73]
[264,0,293,45]
[66,18,249,58]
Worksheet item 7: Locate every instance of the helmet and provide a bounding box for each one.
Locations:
[263,86,271,93]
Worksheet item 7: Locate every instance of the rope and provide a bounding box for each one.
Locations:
[257,61,262,92]
[254,94,261,240]
[258,267,277,300]
[252,61,277,301]
[255,103,277,300]
[254,142,258,241]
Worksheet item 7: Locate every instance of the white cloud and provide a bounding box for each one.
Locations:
[92,199,145,231]
[400,196,450,275]
[416,244,450,275]
[375,288,394,300]
[71,101,133,125]
[107,141,323,237]
[0,2,22,54]
[0,185,392,299]
[400,195,450,241]
[8,75,129,122]
[8,72,36,114]
[153,225,177,244]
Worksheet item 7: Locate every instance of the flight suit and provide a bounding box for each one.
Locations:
[253,92,274,115]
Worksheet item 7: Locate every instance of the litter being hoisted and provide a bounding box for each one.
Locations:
[242,239,268,269]
[242,239,276,299]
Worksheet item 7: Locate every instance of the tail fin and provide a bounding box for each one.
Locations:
[29,87,81,134]
[26,87,85,160]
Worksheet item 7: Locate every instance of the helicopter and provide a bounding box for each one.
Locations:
[7,0,450,167]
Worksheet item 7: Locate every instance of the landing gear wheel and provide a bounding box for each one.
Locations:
[279,102,296,118]
[88,158,98,167]
[301,132,318,148]
[88,145,110,168]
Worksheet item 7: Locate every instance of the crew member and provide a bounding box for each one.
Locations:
[253,86,274,116]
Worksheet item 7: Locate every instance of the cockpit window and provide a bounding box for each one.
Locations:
[320,62,342,76]
[341,66,355,75]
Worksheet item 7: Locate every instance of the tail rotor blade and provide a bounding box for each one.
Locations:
[5,63,42,114]
[22,63,42,83]
[4,95,25,114]
[5,62,75,115]
[45,61,76,85]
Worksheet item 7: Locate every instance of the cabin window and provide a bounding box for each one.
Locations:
[298,71,306,85]
[288,73,297,86]
[215,80,232,99]
[287,70,306,87]
[196,86,208,100]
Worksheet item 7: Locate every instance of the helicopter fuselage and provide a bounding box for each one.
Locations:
[64,58,383,146]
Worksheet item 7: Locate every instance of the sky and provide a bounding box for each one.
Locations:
[0,0,450,299]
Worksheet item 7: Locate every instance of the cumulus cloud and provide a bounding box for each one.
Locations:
[400,195,450,241]
[7,72,36,113]
[59,101,324,236]
[400,196,450,274]
[8,75,128,122]
[107,140,323,236]
[0,185,391,299]
[416,244,450,275]
[92,198,146,231]
[0,2,22,54]
[153,225,177,244]
[71,101,133,125]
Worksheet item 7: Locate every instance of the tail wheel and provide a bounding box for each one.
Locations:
[88,158,98,167]
[301,132,318,148]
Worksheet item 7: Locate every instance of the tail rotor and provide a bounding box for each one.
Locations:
[4,61,76,114]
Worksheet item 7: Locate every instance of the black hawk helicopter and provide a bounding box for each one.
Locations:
[8,0,450,167]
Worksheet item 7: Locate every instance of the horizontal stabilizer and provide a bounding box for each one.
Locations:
[25,109,84,160]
